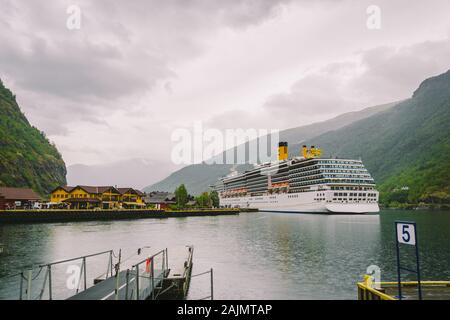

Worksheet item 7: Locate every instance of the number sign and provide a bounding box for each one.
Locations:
[396,223,416,245]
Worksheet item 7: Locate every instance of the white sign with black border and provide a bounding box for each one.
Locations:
[396,222,416,245]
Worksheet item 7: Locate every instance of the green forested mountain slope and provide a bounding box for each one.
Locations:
[0,79,67,196]
[295,70,450,205]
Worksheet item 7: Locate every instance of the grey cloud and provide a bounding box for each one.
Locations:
[262,37,450,127]
[0,0,291,102]
[0,0,292,135]
[264,73,353,115]
[351,40,450,102]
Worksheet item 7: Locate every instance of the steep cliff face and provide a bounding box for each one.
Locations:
[0,79,67,196]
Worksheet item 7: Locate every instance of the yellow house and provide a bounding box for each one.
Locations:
[99,186,121,209]
[50,185,145,209]
[117,188,146,208]
[50,186,75,203]
[64,185,102,209]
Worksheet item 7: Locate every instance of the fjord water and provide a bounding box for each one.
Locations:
[0,210,449,299]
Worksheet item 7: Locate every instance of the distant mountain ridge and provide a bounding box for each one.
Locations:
[67,158,179,190]
[0,79,67,195]
[144,101,400,195]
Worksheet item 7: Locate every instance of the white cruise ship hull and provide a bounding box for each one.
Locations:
[220,191,379,214]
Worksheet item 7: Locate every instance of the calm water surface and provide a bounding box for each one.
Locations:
[0,210,449,299]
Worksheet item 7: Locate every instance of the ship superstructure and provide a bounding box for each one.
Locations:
[214,142,379,214]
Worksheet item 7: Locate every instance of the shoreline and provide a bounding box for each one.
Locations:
[380,204,450,211]
[0,208,240,224]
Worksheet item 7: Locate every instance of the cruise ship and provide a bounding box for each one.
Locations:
[213,142,379,214]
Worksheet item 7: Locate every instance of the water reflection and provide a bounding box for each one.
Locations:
[0,210,448,299]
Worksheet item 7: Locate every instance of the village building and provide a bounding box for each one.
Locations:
[0,187,41,210]
[144,191,176,210]
[50,185,145,209]
[117,188,146,209]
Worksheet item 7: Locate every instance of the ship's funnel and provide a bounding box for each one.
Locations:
[302,145,308,158]
[302,145,322,159]
[278,142,288,161]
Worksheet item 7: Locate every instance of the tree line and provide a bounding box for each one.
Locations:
[174,184,219,209]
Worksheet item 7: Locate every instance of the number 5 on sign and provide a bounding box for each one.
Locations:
[396,223,416,245]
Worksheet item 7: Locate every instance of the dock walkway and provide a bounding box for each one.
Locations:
[67,269,164,300]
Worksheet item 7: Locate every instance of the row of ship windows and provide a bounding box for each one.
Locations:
[225,182,378,191]
[332,199,377,203]
[318,160,362,164]
[225,162,365,181]
[225,168,371,185]
[229,173,371,186]
[290,164,364,173]
[290,174,373,181]
[334,192,377,197]
[333,198,373,201]
[291,179,374,186]
[290,169,370,176]
[225,181,377,192]
[243,164,367,179]
[240,170,372,180]
[330,186,375,191]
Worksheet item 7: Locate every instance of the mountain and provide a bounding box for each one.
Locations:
[294,69,450,205]
[67,158,180,190]
[280,101,399,145]
[0,79,67,196]
[144,164,252,195]
[144,101,399,195]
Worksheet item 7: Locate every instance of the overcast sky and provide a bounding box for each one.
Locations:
[1,0,450,173]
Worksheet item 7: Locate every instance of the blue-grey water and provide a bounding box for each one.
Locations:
[0,210,449,300]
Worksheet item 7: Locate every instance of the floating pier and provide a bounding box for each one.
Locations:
[1,245,206,300]
[156,246,194,300]
[357,277,450,300]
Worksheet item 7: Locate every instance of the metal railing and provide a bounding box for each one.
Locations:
[191,269,214,300]
[120,249,168,300]
[5,250,114,300]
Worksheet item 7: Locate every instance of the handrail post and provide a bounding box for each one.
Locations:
[125,269,130,300]
[210,268,214,300]
[27,269,32,300]
[76,259,84,293]
[115,269,120,300]
[166,248,169,268]
[151,258,155,300]
[83,257,87,290]
[19,272,23,300]
[110,251,113,277]
[48,265,52,300]
[136,266,140,300]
